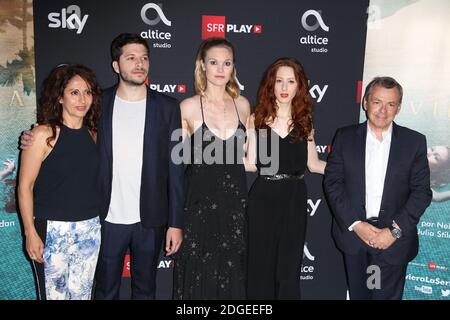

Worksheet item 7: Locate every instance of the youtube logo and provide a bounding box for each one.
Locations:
[177,84,186,93]
[254,25,262,33]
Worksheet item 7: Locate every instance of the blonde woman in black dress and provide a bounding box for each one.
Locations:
[173,38,250,299]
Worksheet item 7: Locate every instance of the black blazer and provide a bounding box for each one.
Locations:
[97,86,184,229]
[323,121,431,265]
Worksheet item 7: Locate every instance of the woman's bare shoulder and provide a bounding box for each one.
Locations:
[236,95,250,108]
[180,95,201,108]
[235,95,251,119]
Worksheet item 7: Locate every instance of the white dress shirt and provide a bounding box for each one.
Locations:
[349,123,392,231]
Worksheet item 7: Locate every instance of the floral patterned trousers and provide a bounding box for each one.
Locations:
[34,216,101,300]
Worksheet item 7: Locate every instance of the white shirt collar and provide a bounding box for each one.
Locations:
[367,122,393,143]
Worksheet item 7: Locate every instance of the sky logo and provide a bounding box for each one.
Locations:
[48,5,88,34]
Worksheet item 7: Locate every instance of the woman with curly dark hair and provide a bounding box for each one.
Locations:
[245,57,326,299]
[18,64,102,300]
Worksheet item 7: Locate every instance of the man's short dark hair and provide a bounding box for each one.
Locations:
[110,33,149,62]
[363,76,403,104]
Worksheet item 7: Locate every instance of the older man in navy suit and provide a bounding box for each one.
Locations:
[324,77,431,300]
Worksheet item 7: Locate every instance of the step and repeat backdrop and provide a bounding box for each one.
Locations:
[33,0,370,299]
[2,0,447,300]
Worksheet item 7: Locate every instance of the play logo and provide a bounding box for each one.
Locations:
[254,25,262,33]
[316,145,331,154]
[149,83,186,93]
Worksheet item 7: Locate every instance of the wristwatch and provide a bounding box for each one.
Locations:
[389,224,402,239]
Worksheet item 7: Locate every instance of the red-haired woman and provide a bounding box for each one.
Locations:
[244,57,326,299]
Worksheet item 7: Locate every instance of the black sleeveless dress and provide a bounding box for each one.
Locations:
[247,127,308,299]
[173,98,247,300]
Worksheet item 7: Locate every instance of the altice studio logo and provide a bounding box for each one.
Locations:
[301,9,329,32]
[141,3,172,26]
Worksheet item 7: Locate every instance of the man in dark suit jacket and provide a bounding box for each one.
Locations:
[94,33,184,299]
[323,77,431,300]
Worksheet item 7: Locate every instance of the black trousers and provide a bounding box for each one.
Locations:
[343,248,407,300]
[247,179,307,299]
[94,221,165,300]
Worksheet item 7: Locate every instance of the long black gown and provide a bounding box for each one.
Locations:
[173,98,247,300]
[247,127,308,299]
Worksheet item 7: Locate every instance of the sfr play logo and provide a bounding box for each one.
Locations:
[202,15,262,39]
[202,16,226,39]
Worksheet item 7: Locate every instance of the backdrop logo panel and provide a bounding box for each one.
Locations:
[405,273,450,298]
[202,15,226,39]
[299,9,329,53]
[301,9,329,31]
[141,3,171,26]
[140,3,173,49]
[122,254,131,278]
[47,4,88,34]
[149,83,186,93]
[0,219,15,228]
[301,242,316,281]
[122,255,173,277]
[307,198,322,217]
[427,261,448,271]
[316,145,331,155]
[309,82,328,103]
[301,197,321,283]
[201,15,262,40]
[31,0,370,300]
[158,259,174,269]
[122,254,174,278]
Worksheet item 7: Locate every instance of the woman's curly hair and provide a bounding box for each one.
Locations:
[37,64,101,146]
